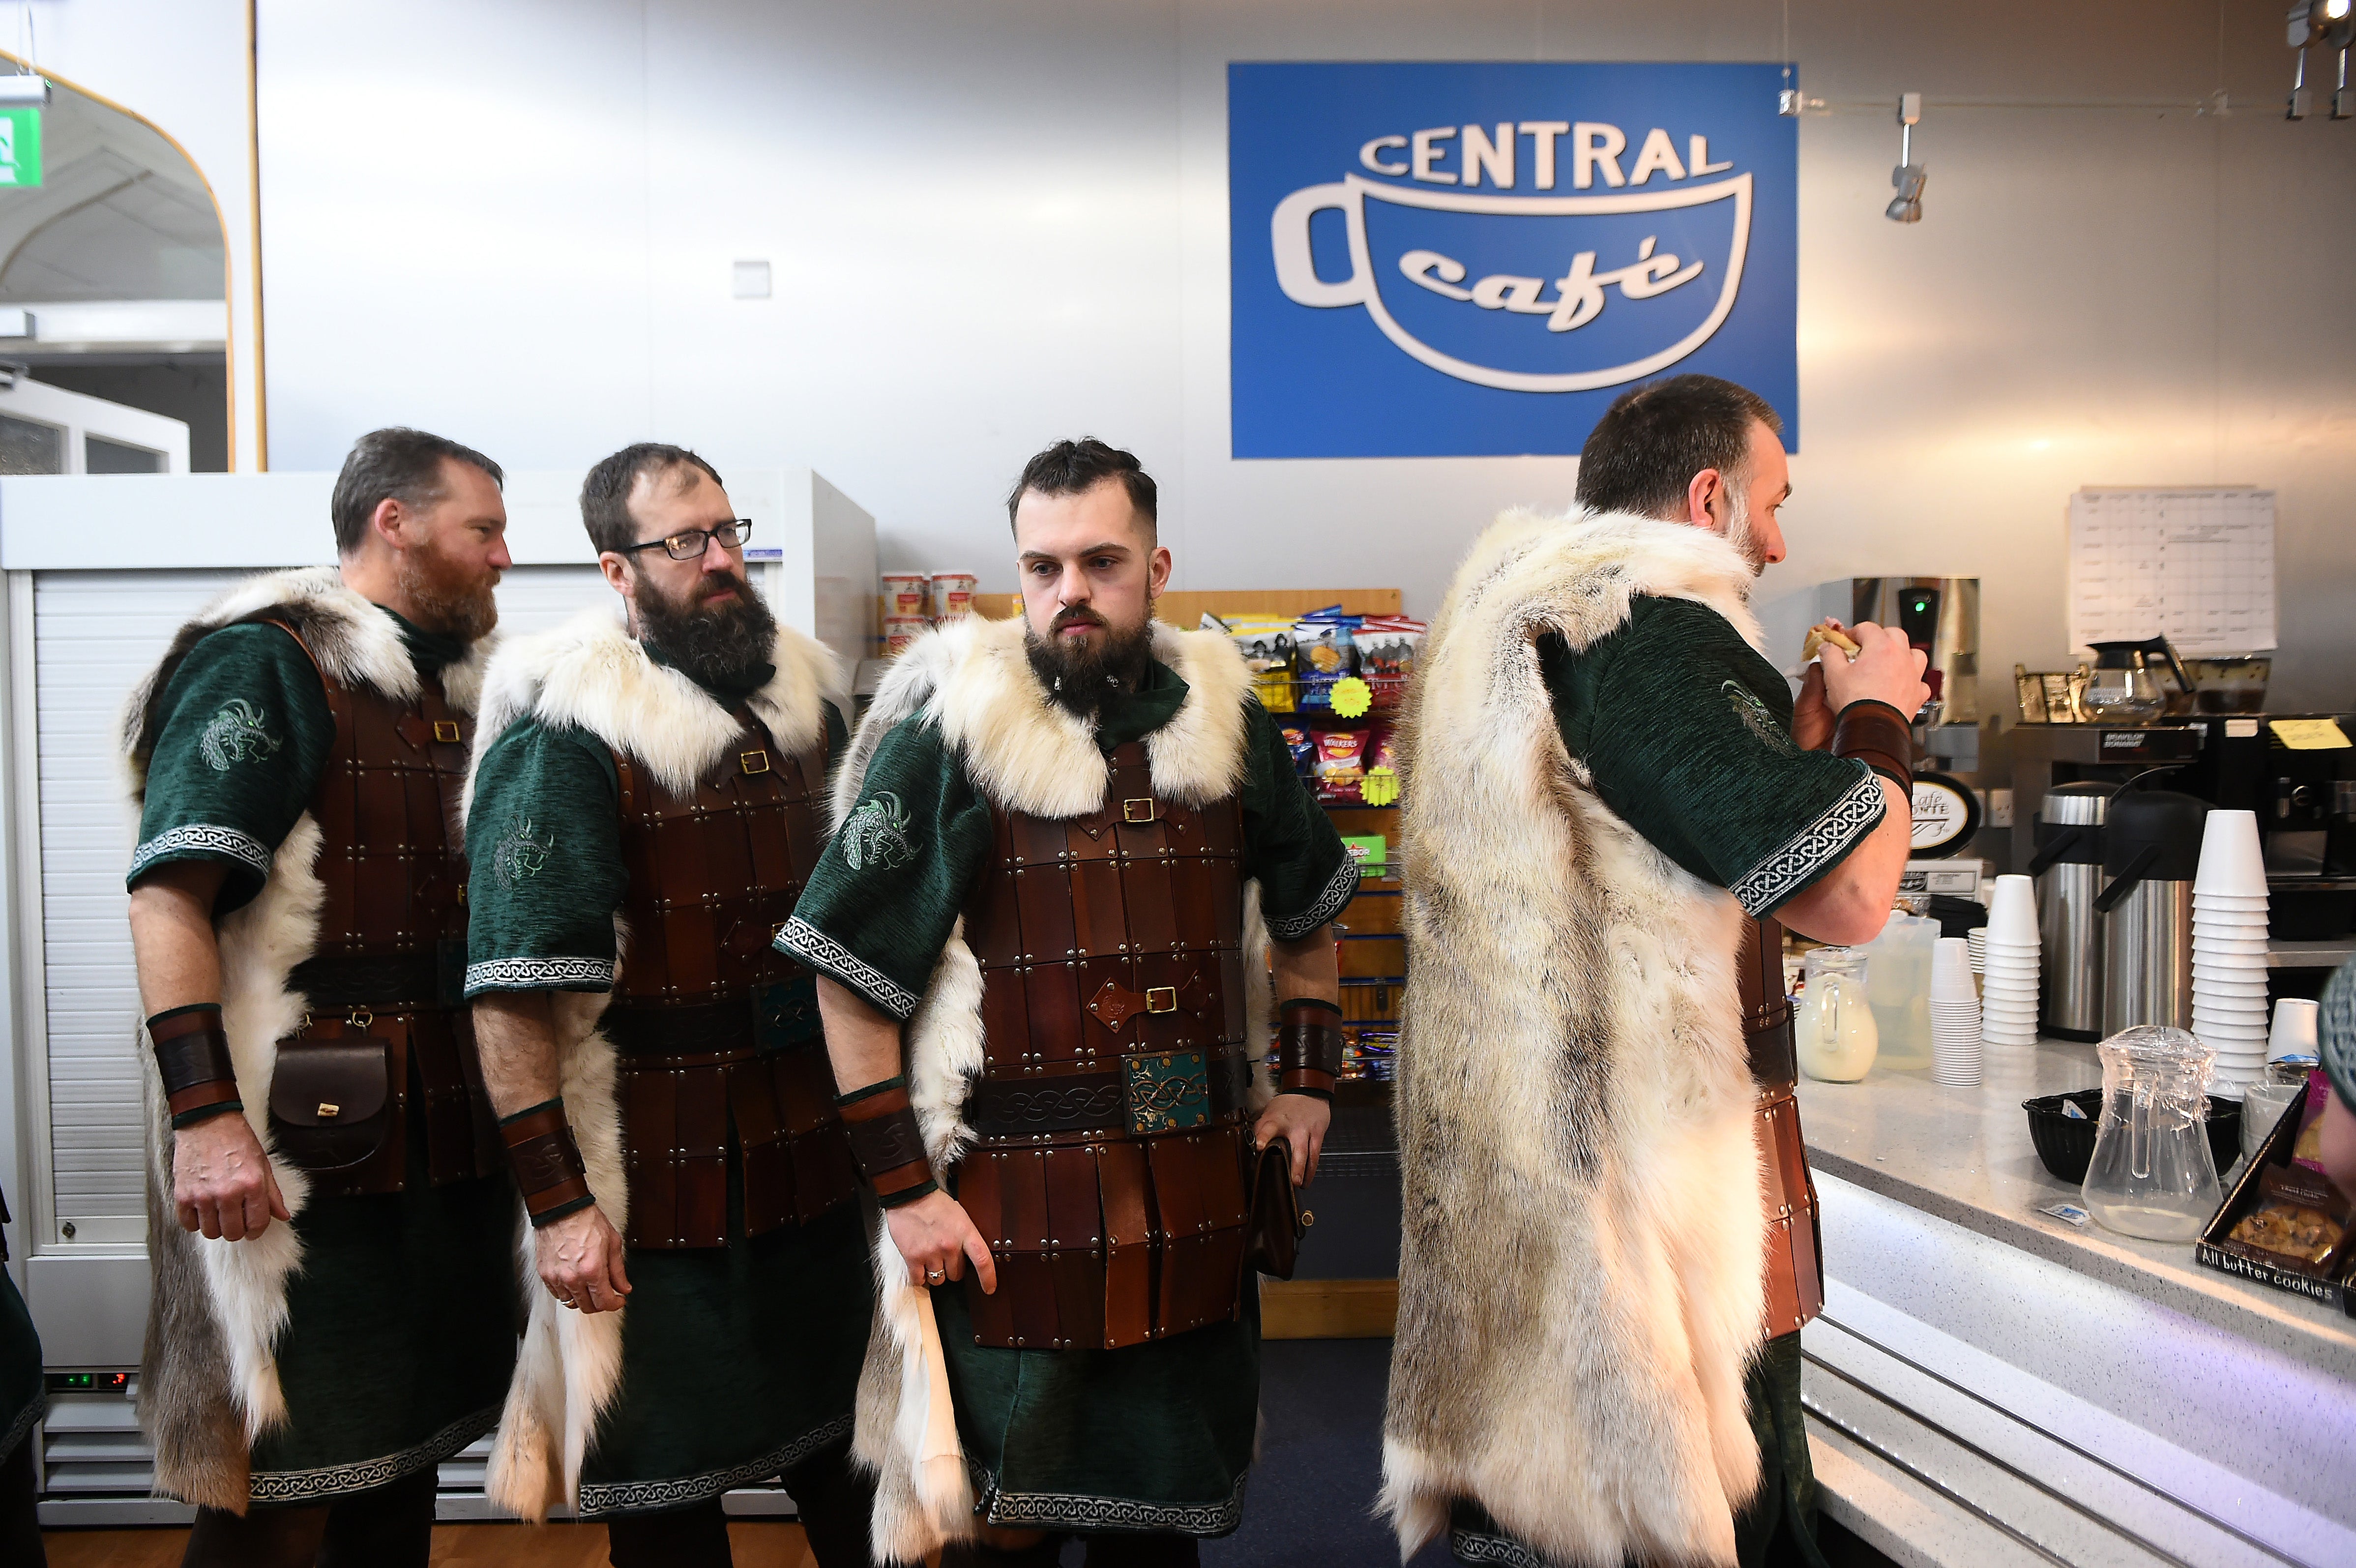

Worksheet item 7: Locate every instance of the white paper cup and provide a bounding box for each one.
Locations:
[2268,998,2321,1062]
[2194,809,2268,897]
[1986,875,2039,942]
[2193,893,2270,911]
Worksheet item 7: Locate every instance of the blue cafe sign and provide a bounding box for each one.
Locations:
[1229,62,1797,458]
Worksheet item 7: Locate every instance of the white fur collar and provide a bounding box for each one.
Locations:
[837,613,1253,824]
[122,565,493,796]
[470,605,847,801]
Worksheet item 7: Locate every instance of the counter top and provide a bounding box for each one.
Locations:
[1798,1040,2356,1381]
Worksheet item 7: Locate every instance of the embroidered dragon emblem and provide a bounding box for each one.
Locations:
[198,699,282,772]
[1722,680,1796,755]
[841,791,916,872]
[492,816,557,886]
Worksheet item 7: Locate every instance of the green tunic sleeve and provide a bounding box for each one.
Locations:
[462,716,627,996]
[128,622,336,916]
[1540,595,1886,918]
[781,715,995,1021]
[2321,959,2356,1113]
[1238,698,1359,940]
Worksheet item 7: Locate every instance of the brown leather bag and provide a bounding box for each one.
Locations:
[268,1037,395,1175]
[1246,1136,1310,1279]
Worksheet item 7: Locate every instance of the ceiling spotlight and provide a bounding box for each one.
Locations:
[1886,92,1925,224]
[2287,0,2356,119]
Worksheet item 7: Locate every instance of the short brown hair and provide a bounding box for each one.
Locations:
[579,443,725,556]
[1573,375,1782,521]
[1005,438,1156,540]
[329,428,503,554]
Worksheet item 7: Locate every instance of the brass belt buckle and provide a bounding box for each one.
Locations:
[1122,797,1157,824]
[1144,986,1178,1014]
[431,720,463,744]
[740,749,772,775]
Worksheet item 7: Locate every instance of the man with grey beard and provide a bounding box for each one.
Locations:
[463,444,879,1565]
[121,427,518,1566]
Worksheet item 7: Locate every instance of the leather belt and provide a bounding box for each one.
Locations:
[967,1048,1251,1140]
[290,950,448,1012]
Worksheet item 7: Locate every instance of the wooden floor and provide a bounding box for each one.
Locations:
[41,1521,818,1567]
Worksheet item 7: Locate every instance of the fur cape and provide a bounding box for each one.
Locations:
[838,613,1275,1563]
[1380,511,1773,1568]
[467,605,847,1523]
[120,566,492,1511]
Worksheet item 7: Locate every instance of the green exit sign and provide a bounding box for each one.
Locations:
[0,108,40,188]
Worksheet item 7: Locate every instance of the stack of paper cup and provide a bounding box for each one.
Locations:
[1980,874,2040,1048]
[1966,927,1987,976]
[1931,937,1982,1085]
[2191,809,2270,1090]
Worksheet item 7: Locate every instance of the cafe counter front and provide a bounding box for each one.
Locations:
[1798,1040,2356,1568]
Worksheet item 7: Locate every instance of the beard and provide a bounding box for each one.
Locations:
[1024,604,1155,720]
[397,537,500,642]
[635,566,778,687]
[1722,484,1767,575]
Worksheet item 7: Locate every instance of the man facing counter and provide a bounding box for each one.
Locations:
[1384,375,1930,1568]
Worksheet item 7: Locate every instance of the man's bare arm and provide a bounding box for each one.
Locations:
[472,991,630,1312]
[1773,777,1911,947]
[817,975,997,1292]
[1259,927,1340,1184]
[127,860,290,1242]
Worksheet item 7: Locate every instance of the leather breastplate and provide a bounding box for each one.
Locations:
[954,740,1255,1350]
[1740,914,1823,1336]
[259,621,494,1195]
[604,710,854,1249]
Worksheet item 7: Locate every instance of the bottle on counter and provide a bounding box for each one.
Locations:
[1863,910,1939,1070]
[1797,947,1879,1083]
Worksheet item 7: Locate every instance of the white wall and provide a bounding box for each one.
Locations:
[241,0,2354,706]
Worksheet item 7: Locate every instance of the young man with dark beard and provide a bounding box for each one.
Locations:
[121,428,520,1566]
[781,439,1355,1567]
[462,445,879,1566]
[1383,375,1928,1568]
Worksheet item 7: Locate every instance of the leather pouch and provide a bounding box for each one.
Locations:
[1246,1135,1308,1280]
[269,1036,395,1174]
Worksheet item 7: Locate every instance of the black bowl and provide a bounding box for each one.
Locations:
[2023,1090,2242,1187]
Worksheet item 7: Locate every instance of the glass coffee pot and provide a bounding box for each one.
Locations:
[2081,638,2194,724]
[2082,1025,2222,1241]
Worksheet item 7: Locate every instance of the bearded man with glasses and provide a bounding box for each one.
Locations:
[461,444,879,1566]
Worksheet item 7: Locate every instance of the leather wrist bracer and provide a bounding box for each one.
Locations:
[1276,998,1346,1099]
[148,1005,243,1128]
[837,1076,937,1209]
[1832,699,1914,795]
[499,1099,594,1227]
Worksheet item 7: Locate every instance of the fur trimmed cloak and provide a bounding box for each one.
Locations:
[1381,511,1773,1568]
[465,606,847,1523]
[835,613,1276,1563]
[120,566,492,1511]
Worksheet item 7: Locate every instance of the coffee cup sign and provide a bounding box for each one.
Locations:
[1228,63,1797,459]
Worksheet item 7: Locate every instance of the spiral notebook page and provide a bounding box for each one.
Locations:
[2067,487,2277,656]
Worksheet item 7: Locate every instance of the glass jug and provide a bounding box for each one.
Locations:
[1862,911,1936,1070]
[1796,948,1879,1082]
[2082,1025,2222,1241]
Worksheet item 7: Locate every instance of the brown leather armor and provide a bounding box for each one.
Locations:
[269,619,496,1197]
[1740,914,1824,1337]
[603,710,856,1249]
[954,740,1256,1351]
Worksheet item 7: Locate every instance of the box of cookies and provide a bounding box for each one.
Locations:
[2198,1072,2356,1310]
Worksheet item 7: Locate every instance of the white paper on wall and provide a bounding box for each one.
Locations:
[2066,487,2276,655]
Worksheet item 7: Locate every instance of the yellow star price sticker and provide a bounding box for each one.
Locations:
[1328,675,1373,719]
[1360,766,1401,806]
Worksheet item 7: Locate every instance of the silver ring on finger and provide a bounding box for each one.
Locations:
[925,1267,944,1284]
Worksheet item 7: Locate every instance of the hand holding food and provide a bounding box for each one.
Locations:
[1801,620,1861,662]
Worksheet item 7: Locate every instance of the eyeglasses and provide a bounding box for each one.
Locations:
[621,519,753,561]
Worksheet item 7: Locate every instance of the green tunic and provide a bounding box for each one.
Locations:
[1444,595,1877,1566]
[2320,959,2356,1116]
[782,659,1356,1535]
[463,657,871,1518]
[129,609,520,1504]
